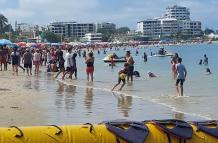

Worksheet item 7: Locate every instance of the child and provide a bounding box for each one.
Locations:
[112,63,129,91]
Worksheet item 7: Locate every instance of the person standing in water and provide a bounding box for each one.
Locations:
[85,52,95,82]
[171,53,179,79]
[55,50,65,78]
[203,54,208,65]
[23,48,33,76]
[175,57,187,96]
[71,53,78,79]
[62,48,73,80]
[125,51,134,82]
[33,49,41,75]
[11,48,20,75]
[143,52,147,62]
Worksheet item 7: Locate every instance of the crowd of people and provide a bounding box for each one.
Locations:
[0,43,212,96]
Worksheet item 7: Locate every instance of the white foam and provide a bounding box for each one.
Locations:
[151,98,212,120]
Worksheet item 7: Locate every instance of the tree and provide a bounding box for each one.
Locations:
[116,27,130,34]
[42,31,61,43]
[0,14,8,34]
[204,28,215,35]
[97,28,116,42]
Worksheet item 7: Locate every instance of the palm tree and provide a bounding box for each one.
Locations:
[0,14,8,34]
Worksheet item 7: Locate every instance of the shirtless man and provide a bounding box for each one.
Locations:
[125,51,134,82]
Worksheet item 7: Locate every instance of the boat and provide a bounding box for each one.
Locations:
[153,53,174,57]
[0,119,217,143]
[103,54,126,63]
[153,48,174,57]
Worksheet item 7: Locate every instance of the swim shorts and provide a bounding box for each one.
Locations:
[176,79,185,86]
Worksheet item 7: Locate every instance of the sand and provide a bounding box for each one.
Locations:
[0,69,46,127]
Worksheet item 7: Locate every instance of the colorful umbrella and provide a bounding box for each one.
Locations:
[0,39,12,45]
[17,42,27,47]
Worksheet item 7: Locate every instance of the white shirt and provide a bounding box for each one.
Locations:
[47,52,51,61]
[65,52,73,67]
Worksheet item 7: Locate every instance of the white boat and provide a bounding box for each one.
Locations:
[103,54,126,63]
[152,48,174,57]
[152,53,174,57]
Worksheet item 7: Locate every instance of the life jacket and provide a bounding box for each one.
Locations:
[105,120,149,143]
[150,119,193,143]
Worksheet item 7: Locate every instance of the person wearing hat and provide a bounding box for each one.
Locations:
[23,48,33,76]
[125,51,135,82]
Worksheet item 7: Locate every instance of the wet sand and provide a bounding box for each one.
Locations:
[0,70,46,127]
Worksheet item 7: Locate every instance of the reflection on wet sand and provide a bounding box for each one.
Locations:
[56,82,65,94]
[23,80,32,89]
[84,83,94,113]
[55,82,77,110]
[33,79,40,91]
[113,93,132,117]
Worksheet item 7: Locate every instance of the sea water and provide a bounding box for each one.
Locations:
[21,43,218,125]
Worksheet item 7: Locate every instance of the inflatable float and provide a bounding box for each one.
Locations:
[103,54,126,63]
[0,119,218,143]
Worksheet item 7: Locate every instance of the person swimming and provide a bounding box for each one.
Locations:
[206,68,211,75]
[147,71,157,78]
[133,71,140,77]
[199,59,203,65]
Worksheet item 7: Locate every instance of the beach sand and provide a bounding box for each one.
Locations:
[0,69,46,127]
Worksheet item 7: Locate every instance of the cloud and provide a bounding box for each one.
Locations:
[0,0,217,30]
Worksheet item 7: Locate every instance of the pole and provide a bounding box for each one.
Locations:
[9,22,11,41]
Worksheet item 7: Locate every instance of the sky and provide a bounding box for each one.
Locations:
[0,0,217,30]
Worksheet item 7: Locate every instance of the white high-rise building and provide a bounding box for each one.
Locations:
[164,5,190,20]
[137,5,202,39]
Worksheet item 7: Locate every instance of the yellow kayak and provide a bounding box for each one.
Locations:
[0,119,217,143]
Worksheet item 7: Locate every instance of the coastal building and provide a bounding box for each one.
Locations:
[15,22,36,35]
[164,5,190,20]
[96,22,116,31]
[137,19,161,39]
[83,33,102,43]
[160,18,179,37]
[137,5,202,39]
[48,21,96,38]
[179,21,202,36]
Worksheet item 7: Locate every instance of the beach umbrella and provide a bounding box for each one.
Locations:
[27,43,37,48]
[0,39,12,45]
[17,42,27,47]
